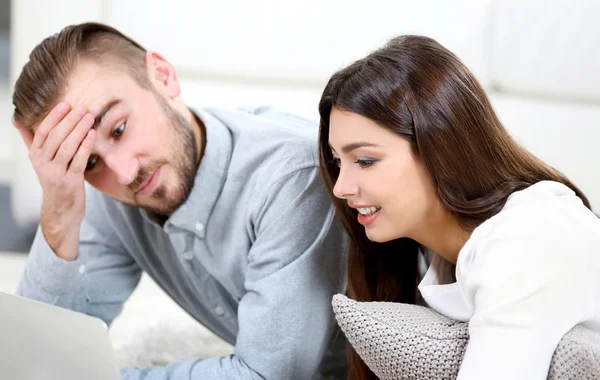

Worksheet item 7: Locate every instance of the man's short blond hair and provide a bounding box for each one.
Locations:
[12,22,151,131]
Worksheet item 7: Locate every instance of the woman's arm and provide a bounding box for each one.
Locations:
[457,212,597,380]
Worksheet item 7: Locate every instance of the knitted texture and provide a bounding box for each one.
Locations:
[332,294,600,380]
[548,326,600,380]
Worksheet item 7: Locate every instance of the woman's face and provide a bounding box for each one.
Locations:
[328,107,439,243]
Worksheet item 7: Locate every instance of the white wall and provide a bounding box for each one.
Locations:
[0,83,13,185]
[106,0,491,85]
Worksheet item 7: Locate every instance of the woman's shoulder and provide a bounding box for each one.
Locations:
[475,181,598,241]
[458,181,600,274]
[455,181,600,324]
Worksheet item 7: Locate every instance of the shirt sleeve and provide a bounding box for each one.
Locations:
[456,217,597,380]
[120,166,348,380]
[17,186,142,327]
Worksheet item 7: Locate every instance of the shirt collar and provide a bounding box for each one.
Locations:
[141,108,233,236]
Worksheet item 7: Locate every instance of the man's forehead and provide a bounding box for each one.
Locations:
[62,62,128,115]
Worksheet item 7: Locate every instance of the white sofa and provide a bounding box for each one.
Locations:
[9,0,600,225]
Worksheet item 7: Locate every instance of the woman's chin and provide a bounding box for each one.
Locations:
[364,228,389,243]
[365,226,407,243]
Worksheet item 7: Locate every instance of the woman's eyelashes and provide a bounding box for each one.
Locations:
[328,156,377,168]
[355,158,376,168]
[328,157,341,168]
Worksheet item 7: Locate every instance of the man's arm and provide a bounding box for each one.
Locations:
[120,166,347,379]
[18,185,142,327]
[16,102,142,326]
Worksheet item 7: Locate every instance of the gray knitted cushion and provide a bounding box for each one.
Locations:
[332,294,600,380]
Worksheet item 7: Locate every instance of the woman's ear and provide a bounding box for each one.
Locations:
[145,50,181,99]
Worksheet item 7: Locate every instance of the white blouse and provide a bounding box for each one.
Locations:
[418,181,600,380]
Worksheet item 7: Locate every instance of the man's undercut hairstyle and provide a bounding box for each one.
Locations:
[13,22,151,131]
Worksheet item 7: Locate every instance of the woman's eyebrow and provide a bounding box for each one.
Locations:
[339,142,381,154]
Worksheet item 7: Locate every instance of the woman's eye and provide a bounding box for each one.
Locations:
[112,122,126,137]
[328,157,341,168]
[356,158,375,168]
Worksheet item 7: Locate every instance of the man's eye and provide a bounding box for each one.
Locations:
[86,155,99,171]
[113,122,126,137]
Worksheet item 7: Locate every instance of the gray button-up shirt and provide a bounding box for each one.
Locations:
[18,106,348,379]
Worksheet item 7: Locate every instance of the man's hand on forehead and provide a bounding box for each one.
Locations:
[17,101,98,261]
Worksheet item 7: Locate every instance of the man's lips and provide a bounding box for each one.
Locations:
[135,167,160,195]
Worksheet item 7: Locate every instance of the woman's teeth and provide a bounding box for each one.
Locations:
[357,206,381,216]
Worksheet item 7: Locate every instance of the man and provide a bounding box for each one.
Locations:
[11,22,347,379]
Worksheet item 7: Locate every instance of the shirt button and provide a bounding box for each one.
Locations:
[214,306,225,316]
[195,222,204,233]
[182,251,194,261]
[78,265,86,274]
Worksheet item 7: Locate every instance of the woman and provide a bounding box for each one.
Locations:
[319,35,600,380]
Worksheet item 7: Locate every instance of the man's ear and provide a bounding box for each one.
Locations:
[145,51,181,99]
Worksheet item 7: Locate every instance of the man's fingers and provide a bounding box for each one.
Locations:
[54,113,95,166]
[42,105,87,161]
[32,102,71,151]
[67,129,96,175]
[18,127,34,150]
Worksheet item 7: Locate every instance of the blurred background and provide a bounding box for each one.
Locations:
[0,0,29,252]
[1,0,600,254]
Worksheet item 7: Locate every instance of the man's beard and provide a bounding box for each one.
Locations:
[129,93,199,217]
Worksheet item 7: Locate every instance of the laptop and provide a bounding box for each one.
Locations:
[0,291,122,380]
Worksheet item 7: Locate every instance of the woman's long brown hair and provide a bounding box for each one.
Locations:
[318,35,590,380]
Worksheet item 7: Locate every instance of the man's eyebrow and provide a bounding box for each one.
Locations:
[328,142,381,154]
[92,99,122,130]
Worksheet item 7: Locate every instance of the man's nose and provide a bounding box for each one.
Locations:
[104,153,139,185]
